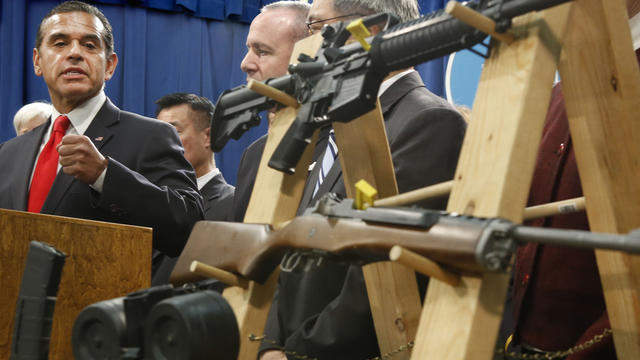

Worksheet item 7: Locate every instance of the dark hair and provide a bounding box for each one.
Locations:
[35,1,114,57]
[155,93,215,131]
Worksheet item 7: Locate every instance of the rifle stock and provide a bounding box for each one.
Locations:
[171,196,640,286]
[170,214,486,285]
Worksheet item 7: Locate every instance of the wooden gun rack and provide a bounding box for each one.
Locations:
[216,0,640,358]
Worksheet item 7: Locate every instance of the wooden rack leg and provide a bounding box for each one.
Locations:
[411,5,573,359]
[334,105,422,359]
[557,0,640,357]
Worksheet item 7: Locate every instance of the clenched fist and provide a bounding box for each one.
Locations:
[57,134,108,184]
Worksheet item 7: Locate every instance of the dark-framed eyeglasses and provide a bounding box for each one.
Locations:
[306,13,363,34]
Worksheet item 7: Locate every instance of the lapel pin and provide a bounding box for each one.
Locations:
[94,136,104,141]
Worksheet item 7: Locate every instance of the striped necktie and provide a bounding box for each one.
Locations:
[312,129,338,198]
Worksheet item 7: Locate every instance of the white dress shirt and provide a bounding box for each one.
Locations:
[197,168,221,191]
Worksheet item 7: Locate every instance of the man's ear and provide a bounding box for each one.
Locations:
[104,52,118,81]
[203,126,211,149]
[33,48,43,77]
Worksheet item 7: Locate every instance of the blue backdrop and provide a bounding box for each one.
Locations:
[0,0,450,186]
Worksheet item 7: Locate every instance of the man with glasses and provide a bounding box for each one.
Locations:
[259,1,467,359]
[306,12,362,33]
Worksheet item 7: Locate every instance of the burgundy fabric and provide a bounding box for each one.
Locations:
[27,115,70,213]
[511,85,614,358]
[512,49,640,359]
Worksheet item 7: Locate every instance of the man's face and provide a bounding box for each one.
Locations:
[33,11,117,112]
[157,104,210,175]
[240,8,299,82]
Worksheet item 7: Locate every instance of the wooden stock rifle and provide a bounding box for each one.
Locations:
[170,194,640,285]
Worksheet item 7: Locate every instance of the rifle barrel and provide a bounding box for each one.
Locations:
[511,226,640,253]
[370,0,572,74]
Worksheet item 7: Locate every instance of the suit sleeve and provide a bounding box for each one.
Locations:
[231,136,265,222]
[388,105,466,209]
[95,124,204,257]
[232,146,254,222]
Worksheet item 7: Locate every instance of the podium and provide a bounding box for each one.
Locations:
[0,209,152,359]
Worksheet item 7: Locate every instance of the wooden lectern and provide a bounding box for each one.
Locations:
[0,209,152,359]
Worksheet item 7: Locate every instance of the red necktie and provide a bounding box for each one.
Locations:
[28,115,71,213]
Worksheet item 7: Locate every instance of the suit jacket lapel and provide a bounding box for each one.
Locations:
[201,173,225,213]
[297,153,323,214]
[42,99,118,213]
[83,98,118,151]
[13,121,50,210]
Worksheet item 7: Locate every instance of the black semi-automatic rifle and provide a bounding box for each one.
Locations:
[170,194,640,285]
[210,0,571,173]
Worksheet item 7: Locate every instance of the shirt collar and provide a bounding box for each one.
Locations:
[51,90,107,135]
[197,168,220,190]
[378,69,415,97]
[631,12,640,50]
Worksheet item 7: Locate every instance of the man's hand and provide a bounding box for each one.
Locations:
[58,135,108,184]
[259,350,287,360]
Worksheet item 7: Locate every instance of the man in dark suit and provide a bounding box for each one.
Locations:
[0,2,203,260]
[232,0,311,222]
[510,3,639,358]
[155,93,234,221]
[258,1,466,359]
[152,92,235,284]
